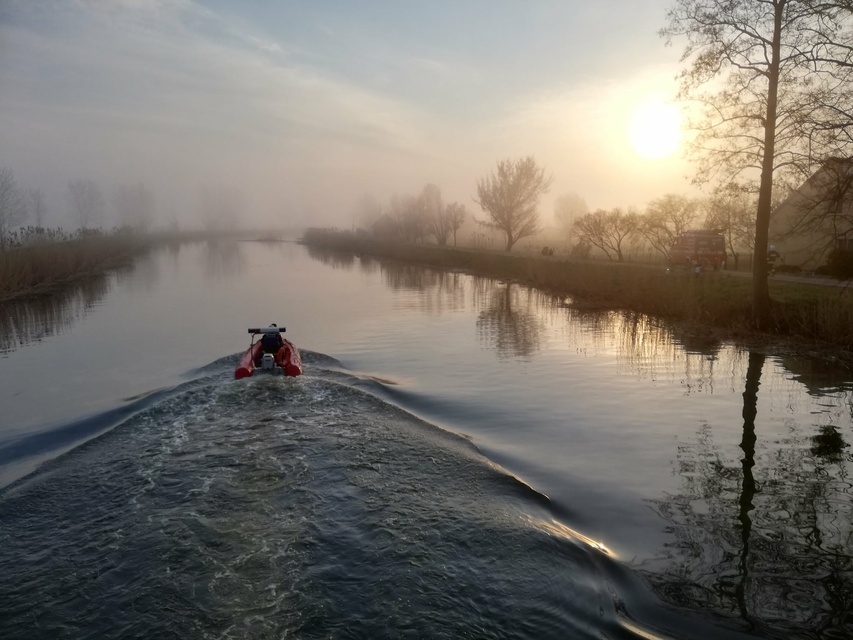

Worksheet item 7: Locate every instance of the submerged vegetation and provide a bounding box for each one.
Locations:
[302,228,853,356]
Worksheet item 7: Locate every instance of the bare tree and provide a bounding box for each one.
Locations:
[0,168,26,247]
[396,195,427,243]
[421,183,452,246]
[116,183,155,232]
[574,208,639,262]
[475,156,553,251]
[661,0,853,323]
[636,194,700,259]
[68,179,105,230]
[553,192,588,245]
[445,202,466,247]
[704,186,757,262]
[26,188,47,227]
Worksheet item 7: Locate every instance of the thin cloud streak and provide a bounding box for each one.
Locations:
[0,0,694,228]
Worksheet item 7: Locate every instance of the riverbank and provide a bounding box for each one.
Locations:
[301,228,853,362]
[0,233,150,303]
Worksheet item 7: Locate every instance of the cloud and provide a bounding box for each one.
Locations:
[0,0,692,228]
[2,0,449,220]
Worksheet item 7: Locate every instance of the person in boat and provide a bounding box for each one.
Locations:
[260,323,284,356]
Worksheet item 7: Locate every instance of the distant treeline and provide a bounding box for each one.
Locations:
[301,228,853,355]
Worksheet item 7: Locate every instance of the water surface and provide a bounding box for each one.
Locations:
[1,240,851,639]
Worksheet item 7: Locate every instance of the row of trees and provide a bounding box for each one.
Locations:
[474,158,753,262]
[356,157,554,252]
[0,168,159,248]
[360,159,749,263]
[569,192,758,263]
[358,184,468,247]
[0,167,258,248]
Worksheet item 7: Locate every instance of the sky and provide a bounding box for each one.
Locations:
[0,0,697,230]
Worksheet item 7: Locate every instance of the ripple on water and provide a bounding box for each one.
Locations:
[0,362,751,640]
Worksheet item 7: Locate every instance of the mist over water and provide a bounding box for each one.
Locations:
[1,241,851,639]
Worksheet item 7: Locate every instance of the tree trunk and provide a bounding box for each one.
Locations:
[752,1,784,326]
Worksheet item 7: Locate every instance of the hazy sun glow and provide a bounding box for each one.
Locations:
[627,100,682,160]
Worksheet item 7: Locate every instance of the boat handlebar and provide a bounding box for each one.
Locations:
[248,327,286,334]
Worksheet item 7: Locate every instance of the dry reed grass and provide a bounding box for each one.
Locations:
[302,228,853,351]
[0,234,148,301]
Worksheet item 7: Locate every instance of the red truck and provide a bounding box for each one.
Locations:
[667,230,727,270]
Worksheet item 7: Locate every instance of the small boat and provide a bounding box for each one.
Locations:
[235,325,303,379]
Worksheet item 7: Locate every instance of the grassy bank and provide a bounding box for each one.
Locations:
[302,228,853,353]
[0,232,153,302]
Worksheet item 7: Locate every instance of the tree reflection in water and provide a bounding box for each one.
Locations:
[305,245,357,270]
[114,250,160,293]
[556,304,734,396]
[379,263,466,314]
[737,352,761,629]
[643,351,853,639]
[474,281,542,359]
[202,239,245,279]
[0,274,113,354]
[382,263,444,291]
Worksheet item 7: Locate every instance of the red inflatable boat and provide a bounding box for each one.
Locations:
[235,326,302,379]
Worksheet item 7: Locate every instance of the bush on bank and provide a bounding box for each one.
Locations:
[301,228,853,350]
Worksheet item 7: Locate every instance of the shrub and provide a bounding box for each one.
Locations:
[827,248,853,279]
[776,264,802,274]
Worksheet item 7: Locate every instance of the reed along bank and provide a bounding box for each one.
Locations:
[301,228,853,360]
[0,229,246,303]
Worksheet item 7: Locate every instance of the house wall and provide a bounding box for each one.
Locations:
[769,197,834,270]
[769,162,853,271]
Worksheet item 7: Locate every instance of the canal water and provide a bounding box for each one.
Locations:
[0,239,850,639]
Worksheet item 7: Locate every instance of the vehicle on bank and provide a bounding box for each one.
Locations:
[667,230,727,270]
[235,325,302,379]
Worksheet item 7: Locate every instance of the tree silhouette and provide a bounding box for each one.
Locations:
[475,156,553,252]
[661,1,853,324]
[637,194,700,259]
[68,179,104,230]
[574,208,638,262]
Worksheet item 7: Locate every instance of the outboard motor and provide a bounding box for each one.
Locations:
[260,352,276,371]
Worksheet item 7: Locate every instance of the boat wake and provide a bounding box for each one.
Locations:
[0,352,753,640]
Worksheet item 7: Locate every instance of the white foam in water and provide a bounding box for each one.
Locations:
[0,352,841,639]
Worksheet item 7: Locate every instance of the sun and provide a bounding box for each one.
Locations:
[627,100,683,160]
